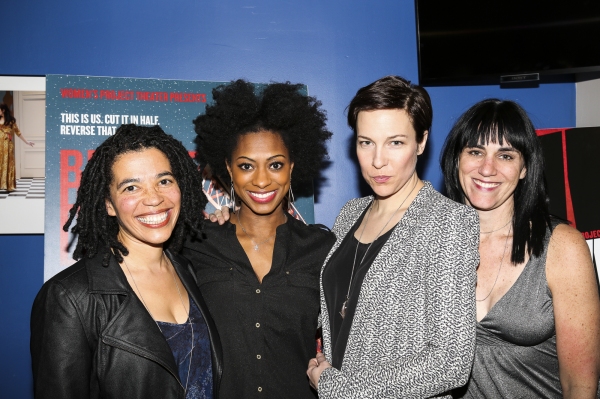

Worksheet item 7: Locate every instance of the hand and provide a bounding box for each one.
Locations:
[28,141,35,147]
[307,352,331,391]
[206,206,231,225]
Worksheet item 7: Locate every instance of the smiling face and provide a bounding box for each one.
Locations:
[105,147,181,249]
[356,109,427,200]
[227,130,293,216]
[458,139,526,214]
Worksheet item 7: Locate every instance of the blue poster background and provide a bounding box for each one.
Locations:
[44,75,315,281]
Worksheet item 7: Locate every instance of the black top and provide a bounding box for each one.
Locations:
[322,206,395,369]
[182,216,335,399]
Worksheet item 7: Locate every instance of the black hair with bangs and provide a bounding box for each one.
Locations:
[441,98,552,264]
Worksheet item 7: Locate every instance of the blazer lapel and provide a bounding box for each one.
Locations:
[321,196,373,271]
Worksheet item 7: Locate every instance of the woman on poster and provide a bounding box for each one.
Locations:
[31,124,222,399]
[0,103,34,192]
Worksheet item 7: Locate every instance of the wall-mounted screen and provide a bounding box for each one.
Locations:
[416,0,600,86]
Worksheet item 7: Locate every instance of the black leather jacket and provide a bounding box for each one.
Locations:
[30,249,223,399]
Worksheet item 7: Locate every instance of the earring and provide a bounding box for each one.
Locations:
[230,181,236,208]
[288,182,295,212]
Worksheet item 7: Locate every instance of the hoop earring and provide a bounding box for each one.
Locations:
[288,182,295,212]
[230,181,236,208]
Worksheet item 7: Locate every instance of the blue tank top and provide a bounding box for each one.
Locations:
[157,299,213,399]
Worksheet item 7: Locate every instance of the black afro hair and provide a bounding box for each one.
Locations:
[193,79,332,192]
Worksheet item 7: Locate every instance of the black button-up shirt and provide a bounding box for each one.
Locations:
[183,216,335,399]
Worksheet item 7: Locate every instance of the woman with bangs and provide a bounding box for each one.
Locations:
[441,99,600,398]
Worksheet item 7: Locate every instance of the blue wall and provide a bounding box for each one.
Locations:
[0,235,42,398]
[1,0,575,395]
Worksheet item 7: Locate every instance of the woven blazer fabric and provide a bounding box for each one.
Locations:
[318,182,480,399]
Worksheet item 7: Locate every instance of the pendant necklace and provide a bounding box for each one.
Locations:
[122,252,194,395]
[340,178,419,319]
[236,209,277,251]
[476,224,512,302]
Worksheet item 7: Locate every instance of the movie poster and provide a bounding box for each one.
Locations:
[44,75,315,281]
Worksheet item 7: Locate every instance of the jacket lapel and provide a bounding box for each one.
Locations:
[167,249,223,383]
[89,254,181,381]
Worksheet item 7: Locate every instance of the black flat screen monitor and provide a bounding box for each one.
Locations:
[416,0,600,86]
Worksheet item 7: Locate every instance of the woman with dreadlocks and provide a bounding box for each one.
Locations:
[183,79,335,399]
[31,124,223,399]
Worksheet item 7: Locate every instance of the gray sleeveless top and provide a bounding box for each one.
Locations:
[454,228,562,398]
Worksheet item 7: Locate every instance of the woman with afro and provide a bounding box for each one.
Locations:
[183,80,335,399]
[31,125,223,399]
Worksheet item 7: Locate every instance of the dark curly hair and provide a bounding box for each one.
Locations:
[193,79,332,192]
[63,124,207,266]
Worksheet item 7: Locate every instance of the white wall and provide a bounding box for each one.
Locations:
[576,76,600,127]
[576,75,600,282]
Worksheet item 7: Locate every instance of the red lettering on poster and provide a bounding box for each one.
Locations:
[583,230,600,240]
[60,150,83,265]
[169,92,207,103]
[60,88,98,99]
[59,150,95,266]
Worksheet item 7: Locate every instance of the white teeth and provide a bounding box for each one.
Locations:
[476,180,500,188]
[249,191,275,199]
[137,212,168,225]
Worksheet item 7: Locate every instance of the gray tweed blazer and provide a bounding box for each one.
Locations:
[318,182,480,398]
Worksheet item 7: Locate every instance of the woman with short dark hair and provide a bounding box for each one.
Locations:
[442,99,600,398]
[307,76,480,398]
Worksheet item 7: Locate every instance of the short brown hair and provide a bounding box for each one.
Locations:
[347,75,432,143]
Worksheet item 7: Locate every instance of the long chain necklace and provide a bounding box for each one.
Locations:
[476,224,512,302]
[236,209,277,251]
[340,178,419,319]
[122,252,194,395]
[480,219,511,234]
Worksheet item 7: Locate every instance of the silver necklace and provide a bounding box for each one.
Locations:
[236,210,277,251]
[122,253,194,395]
[476,224,512,302]
[340,178,419,319]
[480,219,511,234]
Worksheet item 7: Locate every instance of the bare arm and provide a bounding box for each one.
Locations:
[547,224,600,398]
[14,125,34,146]
[17,133,34,146]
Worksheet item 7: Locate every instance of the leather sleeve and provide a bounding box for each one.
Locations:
[31,280,93,399]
